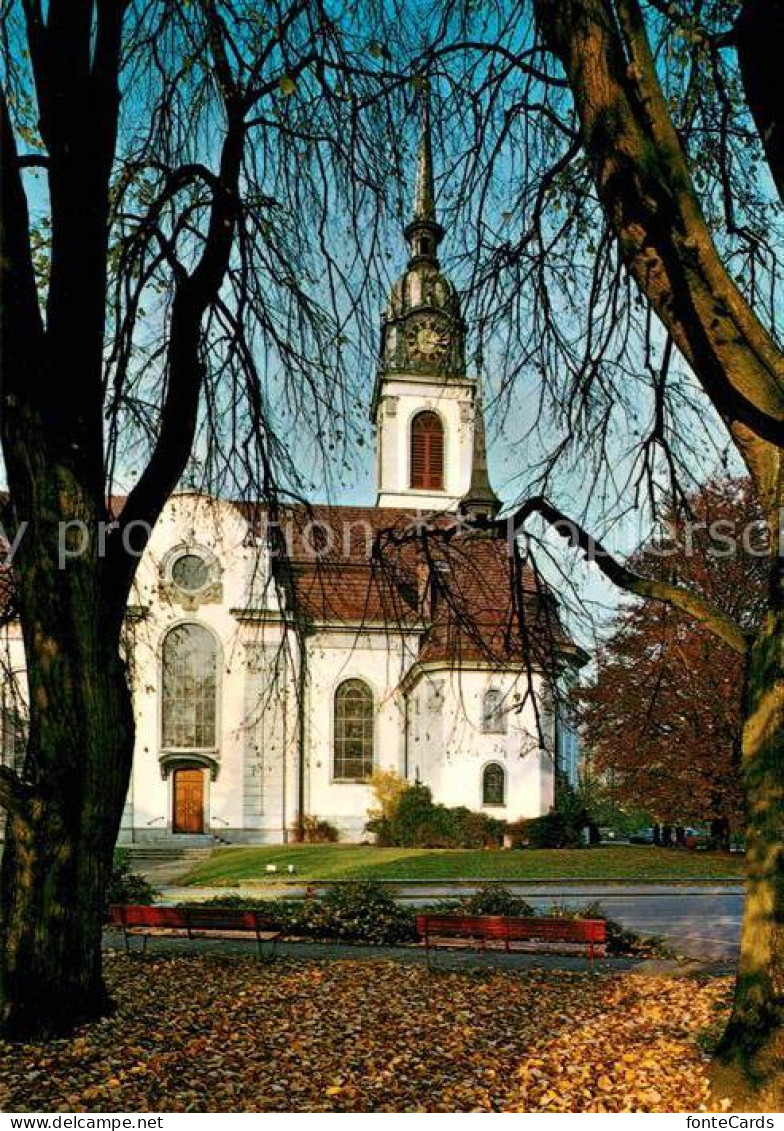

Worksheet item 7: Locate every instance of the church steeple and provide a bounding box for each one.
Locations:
[373,85,487,512]
[403,86,444,266]
[379,86,464,379]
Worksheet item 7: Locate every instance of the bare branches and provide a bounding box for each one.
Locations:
[0,85,45,398]
[508,495,750,656]
[734,1,784,207]
[535,0,784,459]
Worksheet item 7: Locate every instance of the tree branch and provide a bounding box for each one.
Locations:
[506,496,750,656]
[734,0,784,208]
[533,0,784,465]
[106,115,245,601]
[0,85,45,396]
[0,765,30,812]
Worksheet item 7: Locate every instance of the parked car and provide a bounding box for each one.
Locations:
[629,827,655,845]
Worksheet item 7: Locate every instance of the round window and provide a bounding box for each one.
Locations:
[171,553,210,593]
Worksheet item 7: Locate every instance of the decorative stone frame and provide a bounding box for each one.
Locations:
[158,542,223,610]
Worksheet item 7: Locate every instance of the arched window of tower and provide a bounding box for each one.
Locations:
[410,411,444,490]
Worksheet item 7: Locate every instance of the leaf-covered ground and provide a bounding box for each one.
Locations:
[180,844,745,886]
[0,956,733,1113]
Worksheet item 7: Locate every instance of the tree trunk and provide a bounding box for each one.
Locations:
[714,590,784,1088]
[0,628,134,1039]
[709,817,731,853]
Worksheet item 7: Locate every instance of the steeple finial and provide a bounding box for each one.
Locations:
[404,79,444,263]
[460,362,501,522]
[414,83,436,224]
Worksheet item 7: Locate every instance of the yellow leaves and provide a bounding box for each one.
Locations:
[0,958,733,1114]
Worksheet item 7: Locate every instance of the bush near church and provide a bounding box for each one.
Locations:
[507,778,596,849]
[366,780,505,848]
[105,849,156,916]
[195,882,416,945]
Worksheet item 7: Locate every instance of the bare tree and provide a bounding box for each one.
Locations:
[0,0,412,1038]
[404,0,784,1093]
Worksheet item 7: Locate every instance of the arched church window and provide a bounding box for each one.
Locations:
[334,679,374,781]
[410,411,444,490]
[482,688,506,733]
[161,623,218,749]
[482,763,506,807]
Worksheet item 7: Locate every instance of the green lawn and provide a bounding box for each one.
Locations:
[179,844,745,886]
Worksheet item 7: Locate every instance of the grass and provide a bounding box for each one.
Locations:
[178,844,746,886]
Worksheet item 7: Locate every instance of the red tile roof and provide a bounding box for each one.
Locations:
[0,497,582,670]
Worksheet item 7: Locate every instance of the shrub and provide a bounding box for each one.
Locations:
[367,768,409,825]
[186,890,666,955]
[545,901,670,958]
[196,882,416,946]
[302,815,339,843]
[369,782,505,848]
[521,810,577,848]
[105,849,156,914]
[313,881,416,945]
[451,807,506,849]
[453,884,535,918]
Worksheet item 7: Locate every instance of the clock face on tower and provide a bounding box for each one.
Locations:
[405,315,451,364]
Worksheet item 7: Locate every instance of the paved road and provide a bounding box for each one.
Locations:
[518,887,743,960]
[157,882,744,960]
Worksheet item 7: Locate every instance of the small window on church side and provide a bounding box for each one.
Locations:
[334,679,374,781]
[410,411,444,490]
[482,688,506,733]
[482,763,506,807]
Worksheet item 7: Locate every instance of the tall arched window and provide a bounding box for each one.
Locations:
[482,688,506,733]
[162,623,218,749]
[482,763,506,807]
[334,679,374,781]
[410,411,444,490]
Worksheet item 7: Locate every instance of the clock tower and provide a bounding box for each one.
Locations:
[372,91,499,516]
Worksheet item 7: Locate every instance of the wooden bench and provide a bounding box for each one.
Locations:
[416,914,607,970]
[109,905,282,961]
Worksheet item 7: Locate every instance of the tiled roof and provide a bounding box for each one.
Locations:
[0,496,582,670]
[257,503,577,668]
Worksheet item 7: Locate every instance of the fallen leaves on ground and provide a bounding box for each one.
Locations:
[0,956,732,1112]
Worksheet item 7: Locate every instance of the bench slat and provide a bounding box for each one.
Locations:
[415,914,606,966]
[109,905,281,945]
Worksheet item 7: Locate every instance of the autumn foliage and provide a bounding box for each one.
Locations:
[579,479,765,832]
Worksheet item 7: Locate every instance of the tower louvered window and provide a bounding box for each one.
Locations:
[410,411,444,490]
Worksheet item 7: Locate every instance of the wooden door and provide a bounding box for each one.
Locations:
[173,768,204,834]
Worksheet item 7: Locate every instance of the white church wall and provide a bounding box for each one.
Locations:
[1,490,568,847]
[406,666,555,822]
[121,492,282,842]
[304,628,416,840]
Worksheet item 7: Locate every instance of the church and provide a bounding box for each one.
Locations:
[0,106,585,845]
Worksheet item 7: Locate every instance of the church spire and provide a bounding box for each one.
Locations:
[460,364,501,521]
[404,82,444,265]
